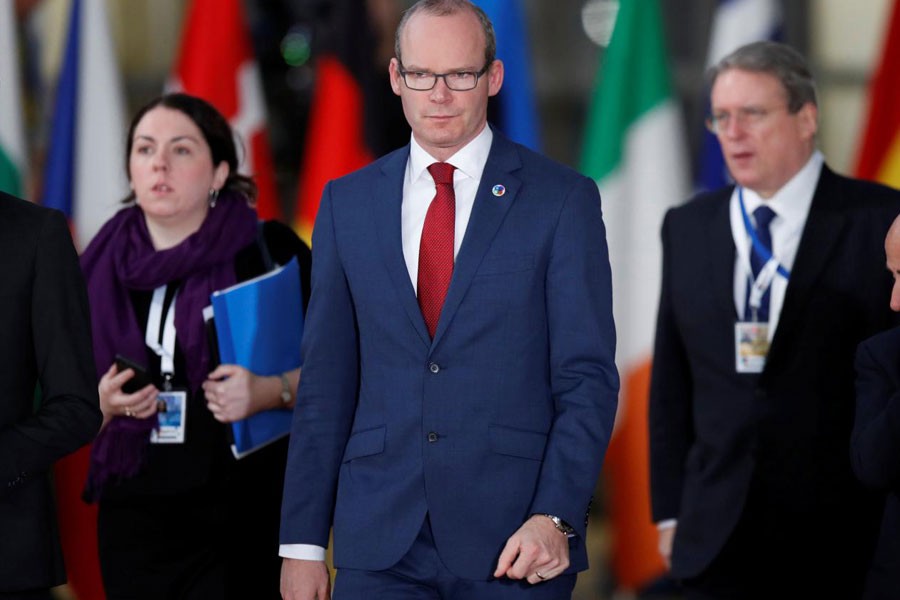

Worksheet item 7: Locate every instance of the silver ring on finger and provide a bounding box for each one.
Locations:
[535,571,546,580]
[124,407,133,417]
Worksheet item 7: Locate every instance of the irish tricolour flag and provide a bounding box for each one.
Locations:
[0,0,26,197]
[580,0,688,591]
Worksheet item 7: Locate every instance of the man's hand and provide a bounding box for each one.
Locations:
[493,515,570,584]
[657,524,676,570]
[280,558,330,600]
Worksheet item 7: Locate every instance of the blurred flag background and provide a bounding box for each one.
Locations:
[169,0,283,221]
[39,0,126,248]
[0,0,26,197]
[476,0,541,151]
[292,0,382,243]
[855,0,900,189]
[2,0,898,598]
[580,0,688,591]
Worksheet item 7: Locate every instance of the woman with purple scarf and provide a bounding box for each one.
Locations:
[79,93,311,599]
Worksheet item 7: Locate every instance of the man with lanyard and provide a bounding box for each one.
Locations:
[649,40,900,599]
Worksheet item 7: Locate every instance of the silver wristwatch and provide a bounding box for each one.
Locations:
[279,373,293,405]
[539,514,576,538]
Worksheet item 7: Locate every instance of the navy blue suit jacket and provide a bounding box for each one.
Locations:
[854,327,900,600]
[650,166,900,592]
[280,131,619,579]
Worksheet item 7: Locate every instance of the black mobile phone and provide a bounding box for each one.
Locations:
[114,354,154,394]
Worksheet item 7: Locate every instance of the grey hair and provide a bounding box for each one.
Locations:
[707,41,817,112]
[394,0,496,69]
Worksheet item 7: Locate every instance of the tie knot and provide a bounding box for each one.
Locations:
[428,162,455,186]
[753,205,776,229]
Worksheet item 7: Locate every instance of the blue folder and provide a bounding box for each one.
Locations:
[210,257,303,458]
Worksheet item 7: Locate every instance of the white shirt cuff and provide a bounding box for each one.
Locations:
[656,519,677,531]
[279,544,327,561]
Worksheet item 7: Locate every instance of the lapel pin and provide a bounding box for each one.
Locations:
[492,184,506,197]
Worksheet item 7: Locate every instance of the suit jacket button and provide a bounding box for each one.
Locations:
[427,432,439,443]
[428,362,440,374]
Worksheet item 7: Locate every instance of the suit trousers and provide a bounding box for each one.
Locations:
[333,514,576,600]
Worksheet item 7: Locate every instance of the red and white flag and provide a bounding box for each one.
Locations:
[169,0,282,220]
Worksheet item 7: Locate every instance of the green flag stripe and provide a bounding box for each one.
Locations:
[0,145,22,197]
[580,0,673,181]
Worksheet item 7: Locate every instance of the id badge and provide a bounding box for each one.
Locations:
[735,321,769,374]
[150,390,187,444]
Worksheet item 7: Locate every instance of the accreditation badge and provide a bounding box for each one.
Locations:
[150,390,187,444]
[735,321,769,374]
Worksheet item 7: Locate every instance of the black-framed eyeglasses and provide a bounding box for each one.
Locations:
[398,64,490,91]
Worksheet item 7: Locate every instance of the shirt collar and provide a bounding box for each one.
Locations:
[408,125,494,183]
[741,150,824,225]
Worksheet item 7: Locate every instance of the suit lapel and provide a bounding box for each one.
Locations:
[708,190,739,321]
[431,135,522,348]
[766,166,847,368]
[372,147,432,347]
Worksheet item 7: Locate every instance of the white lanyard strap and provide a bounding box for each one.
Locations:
[747,257,779,315]
[146,285,177,380]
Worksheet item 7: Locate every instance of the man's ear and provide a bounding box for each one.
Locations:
[797,102,818,140]
[487,59,504,98]
[389,58,403,96]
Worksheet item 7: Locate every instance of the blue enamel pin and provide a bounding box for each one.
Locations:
[492,184,506,197]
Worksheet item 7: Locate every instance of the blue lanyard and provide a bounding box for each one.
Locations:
[738,187,791,280]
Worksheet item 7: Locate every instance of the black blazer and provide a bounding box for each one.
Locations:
[0,193,101,592]
[853,327,900,600]
[649,167,900,590]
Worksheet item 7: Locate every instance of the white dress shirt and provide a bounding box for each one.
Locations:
[402,125,493,289]
[279,125,494,561]
[730,150,823,339]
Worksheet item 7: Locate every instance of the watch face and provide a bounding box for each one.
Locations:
[280,374,292,404]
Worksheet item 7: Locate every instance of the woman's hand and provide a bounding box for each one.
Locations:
[98,362,159,426]
[203,364,261,423]
[203,365,299,423]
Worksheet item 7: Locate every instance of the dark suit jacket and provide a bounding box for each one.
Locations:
[0,193,101,592]
[280,131,619,579]
[649,166,900,591]
[853,327,900,600]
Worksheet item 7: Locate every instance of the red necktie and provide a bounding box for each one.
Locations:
[418,162,456,338]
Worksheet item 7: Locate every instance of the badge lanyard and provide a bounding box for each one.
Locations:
[146,285,177,391]
[738,187,790,319]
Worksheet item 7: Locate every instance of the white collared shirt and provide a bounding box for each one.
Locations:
[402,125,493,290]
[279,125,494,562]
[730,150,823,339]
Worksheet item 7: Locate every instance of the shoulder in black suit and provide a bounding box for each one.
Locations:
[854,327,900,600]
[0,192,101,592]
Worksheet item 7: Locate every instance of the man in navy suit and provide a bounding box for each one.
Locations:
[278,1,618,598]
[852,214,900,600]
[649,41,900,599]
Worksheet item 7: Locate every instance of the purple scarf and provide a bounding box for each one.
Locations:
[81,193,257,501]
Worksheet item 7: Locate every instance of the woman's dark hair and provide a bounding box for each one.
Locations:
[122,93,257,203]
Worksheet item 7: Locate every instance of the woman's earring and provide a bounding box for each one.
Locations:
[208,188,219,208]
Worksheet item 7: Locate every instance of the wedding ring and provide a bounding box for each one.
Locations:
[535,571,546,580]
[125,407,133,417]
